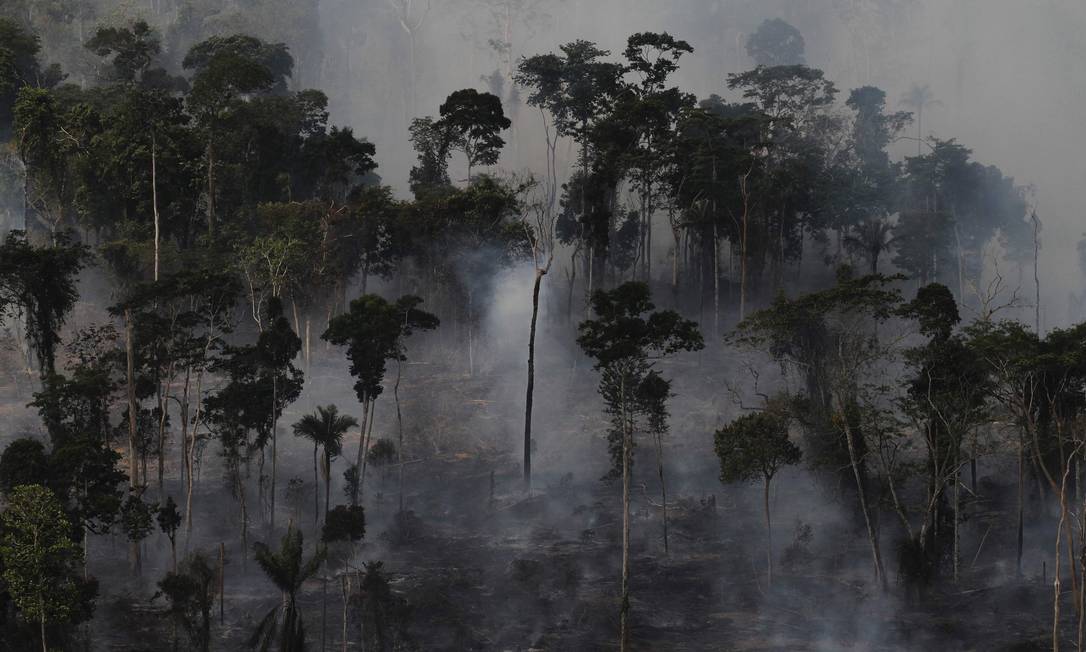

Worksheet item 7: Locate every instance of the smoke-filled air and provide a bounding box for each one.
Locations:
[3,1,1086,650]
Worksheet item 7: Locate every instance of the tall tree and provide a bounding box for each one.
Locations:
[323,294,438,505]
[714,408,801,586]
[578,281,702,651]
[0,230,88,376]
[437,88,511,183]
[0,484,82,652]
[293,405,358,522]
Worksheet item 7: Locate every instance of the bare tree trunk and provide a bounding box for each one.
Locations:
[206,140,215,237]
[358,400,377,503]
[835,394,887,591]
[152,131,160,282]
[653,430,669,555]
[713,222,720,339]
[619,376,632,652]
[313,445,320,524]
[1056,462,1073,652]
[395,357,405,512]
[218,542,225,626]
[953,455,960,582]
[523,268,544,492]
[126,309,139,488]
[764,476,773,587]
[1018,437,1025,576]
[324,451,332,519]
[342,573,349,652]
[271,376,279,530]
[125,309,143,573]
[352,398,371,506]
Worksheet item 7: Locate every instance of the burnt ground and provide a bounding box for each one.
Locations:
[0,359,1068,651]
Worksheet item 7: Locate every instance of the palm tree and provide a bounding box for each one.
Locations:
[293,405,358,523]
[250,525,326,652]
[843,217,896,274]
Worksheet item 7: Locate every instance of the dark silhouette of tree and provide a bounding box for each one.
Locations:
[715,408,801,586]
[438,88,511,182]
[746,18,805,67]
[157,496,182,573]
[293,405,358,522]
[156,552,218,652]
[250,524,326,652]
[323,294,438,505]
[0,230,88,376]
[577,281,702,652]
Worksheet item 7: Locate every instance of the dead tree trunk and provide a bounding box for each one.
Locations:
[524,266,548,492]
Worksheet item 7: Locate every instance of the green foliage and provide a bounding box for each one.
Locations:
[578,282,702,473]
[0,230,89,375]
[157,496,182,542]
[714,410,801,484]
[321,504,366,544]
[323,294,439,405]
[250,524,325,652]
[119,492,155,545]
[0,484,83,638]
[0,439,48,494]
[84,20,161,84]
[438,88,511,173]
[156,552,217,652]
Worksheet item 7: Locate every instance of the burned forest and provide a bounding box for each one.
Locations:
[3,1,1086,650]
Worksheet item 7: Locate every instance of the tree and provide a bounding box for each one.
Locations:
[182,34,293,235]
[323,294,438,505]
[0,230,89,376]
[156,552,218,652]
[714,408,801,586]
[0,17,52,140]
[84,20,161,85]
[293,405,358,522]
[437,88,511,182]
[157,496,182,573]
[120,491,154,576]
[746,18,805,67]
[0,438,49,493]
[577,281,703,652]
[250,524,326,652]
[733,268,904,592]
[0,484,82,652]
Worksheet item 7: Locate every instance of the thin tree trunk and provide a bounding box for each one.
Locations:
[653,430,669,556]
[342,573,349,652]
[314,445,320,524]
[835,394,887,591]
[395,356,405,512]
[271,376,278,529]
[1018,436,1025,576]
[619,376,631,652]
[713,221,720,339]
[764,476,773,587]
[358,400,377,502]
[219,542,225,625]
[152,130,160,282]
[126,309,138,488]
[953,455,960,582]
[524,268,544,492]
[324,451,332,519]
[352,398,371,506]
